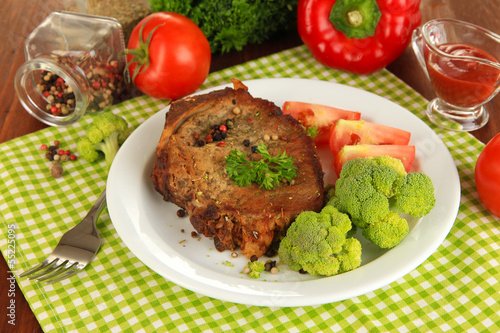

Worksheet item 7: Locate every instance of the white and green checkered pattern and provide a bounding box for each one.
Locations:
[1,45,499,332]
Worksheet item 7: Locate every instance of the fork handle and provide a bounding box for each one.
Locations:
[71,188,107,236]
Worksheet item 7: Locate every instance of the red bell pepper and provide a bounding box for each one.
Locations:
[297,0,421,74]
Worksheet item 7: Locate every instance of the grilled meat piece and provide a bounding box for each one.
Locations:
[151,79,325,259]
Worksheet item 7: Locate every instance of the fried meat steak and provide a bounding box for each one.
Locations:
[151,79,325,259]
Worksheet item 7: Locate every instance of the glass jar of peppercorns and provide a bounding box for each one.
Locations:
[14,11,129,126]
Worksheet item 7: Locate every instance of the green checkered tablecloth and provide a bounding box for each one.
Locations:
[1,45,499,332]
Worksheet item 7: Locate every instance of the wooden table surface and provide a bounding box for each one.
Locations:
[1,1,499,332]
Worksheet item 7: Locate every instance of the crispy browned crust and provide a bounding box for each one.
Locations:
[151,79,325,259]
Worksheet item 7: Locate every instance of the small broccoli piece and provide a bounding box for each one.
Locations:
[394,172,436,218]
[337,237,362,272]
[76,112,131,169]
[245,260,266,279]
[76,137,99,162]
[326,198,358,239]
[372,155,407,177]
[362,211,409,248]
[332,156,435,249]
[372,165,404,197]
[278,206,361,276]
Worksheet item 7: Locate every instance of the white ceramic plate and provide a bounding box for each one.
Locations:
[107,78,460,307]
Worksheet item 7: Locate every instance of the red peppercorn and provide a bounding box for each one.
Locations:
[217,142,226,147]
[50,106,59,114]
[40,144,48,150]
[57,92,63,98]
[58,149,65,155]
[101,81,107,88]
[56,77,65,85]
[65,150,71,155]
[42,91,50,98]
[92,81,101,89]
[205,134,213,143]
[219,125,228,132]
[70,154,77,161]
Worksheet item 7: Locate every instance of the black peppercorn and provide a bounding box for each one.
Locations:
[265,248,276,257]
[177,209,186,217]
[251,145,258,153]
[213,132,223,141]
[265,261,272,271]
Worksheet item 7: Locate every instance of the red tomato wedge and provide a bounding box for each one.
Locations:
[334,144,416,176]
[329,119,412,157]
[282,101,361,145]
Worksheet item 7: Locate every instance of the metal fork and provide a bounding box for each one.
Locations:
[20,189,106,283]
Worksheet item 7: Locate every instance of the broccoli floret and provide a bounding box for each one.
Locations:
[76,112,132,169]
[335,162,397,228]
[337,237,362,272]
[331,156,436,249]
[278,206,361,276]
[245,260,266,279]
[394,172,436,218]
[372,155,407,177]
[362,211,409,248]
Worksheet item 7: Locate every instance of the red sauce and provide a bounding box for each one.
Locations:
[425,43,500,108]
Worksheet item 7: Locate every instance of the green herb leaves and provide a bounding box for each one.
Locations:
[148,0,299,53]
[306,126,319,139]
[225,143,298,190]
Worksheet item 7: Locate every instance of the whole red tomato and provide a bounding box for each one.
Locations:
[475,133,500,218]
[126,12,211,100]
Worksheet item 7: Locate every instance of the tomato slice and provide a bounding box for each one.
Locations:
[329,119,411,157]
[282,101,361,145]
[334,144,416,176]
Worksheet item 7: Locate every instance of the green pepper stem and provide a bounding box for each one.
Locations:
[329,0,381,39]
[346,10,363,27]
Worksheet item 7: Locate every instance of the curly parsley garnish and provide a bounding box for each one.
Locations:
[225,142,298,190]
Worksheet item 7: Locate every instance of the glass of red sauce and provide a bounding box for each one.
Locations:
[412,19,500,131]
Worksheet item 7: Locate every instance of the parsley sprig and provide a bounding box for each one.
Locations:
[225,142,298,190]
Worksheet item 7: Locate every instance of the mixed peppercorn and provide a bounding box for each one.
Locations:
[41,141,77,162]
[37,72,75,116]
[194,120,232,147]
[36,52,125,117]
[40,140,77,178]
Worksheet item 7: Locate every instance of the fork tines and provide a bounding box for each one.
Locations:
[20,258,81,283]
